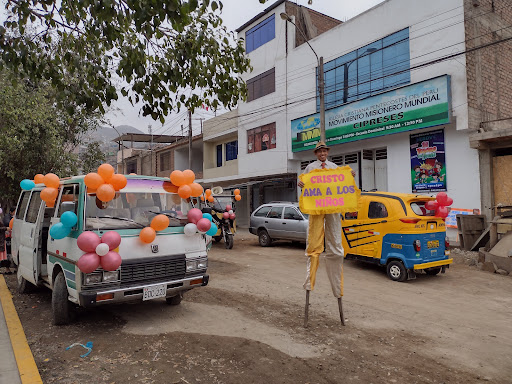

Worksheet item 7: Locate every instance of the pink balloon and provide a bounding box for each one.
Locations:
[77,231,101,253]
[222,212,230,219]
[436,192,449,206]
[77,252,100,274]
[101,231,121,251]
[225,205,232,212]
[436,206,449,218]
[196,218,212,233]
[100,251,122,271]
[425,200,438,211]
[187,208,203,224]
[445,197,454,206]
[229,213,236,220]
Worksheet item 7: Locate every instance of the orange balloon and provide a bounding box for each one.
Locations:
[129,173,137,175]
[96,184,116,202]
[183,169,195,184]
[34,174,44,184]
[150,215,170,231]
[200,195,205,201]
[98,163,115,183]
[235,194,242,201]
[189,183,203,197]
[207,195,214,203]
[46,200,55,208]
[162,181,179,193]
[170,170,185,186]
[9,218,13,229]
[84,172,104,190]
[178,185,192,199]
[234,189,240,195]
[205,189,212,196]
[139,227,156,243]
[43,173,60,189]
[109,174,128,191]
[87,187,97,194]
[41,187,58,202]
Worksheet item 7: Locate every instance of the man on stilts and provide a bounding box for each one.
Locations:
[298,141,354,327]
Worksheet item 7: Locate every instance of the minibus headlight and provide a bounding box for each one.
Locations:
[103,271,120,282]
[197,259,208,269]
[84,273,102,285]
[186,260,198,272]
[186,258,208,271]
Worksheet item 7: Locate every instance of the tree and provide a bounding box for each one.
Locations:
[79,142,107,174]
[0,0,252,123]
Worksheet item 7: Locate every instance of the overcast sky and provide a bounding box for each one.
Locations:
[106,0,384,135]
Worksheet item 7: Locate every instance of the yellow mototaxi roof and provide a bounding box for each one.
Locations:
[362,191,436,202]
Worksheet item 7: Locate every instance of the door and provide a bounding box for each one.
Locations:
[357,200,389,260]
[265,206,284,238]
[11,191,31,262]
[18,191,45,284]
[493,155,512,206]
[282,207,306,240]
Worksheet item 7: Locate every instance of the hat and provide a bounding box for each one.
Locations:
[314,141,330,152]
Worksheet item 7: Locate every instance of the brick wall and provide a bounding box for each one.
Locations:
[464,0,512,130]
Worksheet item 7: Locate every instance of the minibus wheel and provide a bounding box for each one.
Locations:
[17,269,35,294]
[52,271,72,325]
[386,260,407,282]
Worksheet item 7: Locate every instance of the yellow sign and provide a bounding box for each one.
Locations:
[299,166,361,215]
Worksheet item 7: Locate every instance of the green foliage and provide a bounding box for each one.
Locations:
[0,0,252,121]
[79,141,107,174]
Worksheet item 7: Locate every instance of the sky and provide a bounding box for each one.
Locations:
[105,0,385,136]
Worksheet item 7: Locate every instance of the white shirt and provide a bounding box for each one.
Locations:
[302,159,338,174]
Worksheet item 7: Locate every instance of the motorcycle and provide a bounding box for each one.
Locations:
[201,193,236,249]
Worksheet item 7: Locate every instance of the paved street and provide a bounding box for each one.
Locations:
[5,231,512,383]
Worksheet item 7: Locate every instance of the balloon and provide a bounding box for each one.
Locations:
[425,200,438,211]
[205,189,212,196]
[189,182,203,197]
[436,192,449,206]
[178,185,192,199]
[206,223,218,236]
[222,212,230,219]
[77,252,101,274]
[34,174,44,184]
[109,174,128,191]
[20,179,35,190]
[202,213,213,221]
[182,170,195,184]
[184,223,197,236]
[228,210,234,215]
[229,213,236,220]
[41,187,58,202]
[207,195,214,203]
[129,173,137,175]
[77,231,101,253]
[95,243,110,257]
[235,195,242,201]
[100,251,122,271]
[60,211,78,227]
[436,206,449,218]
[445,197,454,206]
[96,184,116,202]
[9,218,13,229]
[49,223,71,240]
[225,205,232,212]
[101,231,122,250]
[84,172,104,189]
[234,189,240,195]
[187,208,203,224]
[196,218,212,233]
[46,200,55,208]
[170,170,185,186]
[139,227,156,243]
[163,181,179,193]
[98,163,115,183]
[43,173,60,188]
[200,195,205,201]
[151,214,170,231]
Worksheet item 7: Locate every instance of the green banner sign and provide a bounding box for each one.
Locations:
[291,75,451,152]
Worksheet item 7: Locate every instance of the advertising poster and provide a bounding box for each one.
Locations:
[291,75,451,152]
[410,129,447,193]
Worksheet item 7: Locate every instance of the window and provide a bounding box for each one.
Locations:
[254,206,271,217]
[368,202,388,219]
[225,140,238,162]
[247,123,276,153]
[318,28,410,110]
[16,192,30,220]
[410,201,435,216]
[216,144,223,167]
[58,185,79,218]
[160,151,171,172]
[247,68,275,102]
[246,14,275,53]
[126,160,137,174]
[267,206,283,219]
[25,192,42,223]
[284,207,302,220]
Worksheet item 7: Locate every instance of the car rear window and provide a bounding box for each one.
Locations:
[254,206,271,217]
[410,201,436,216]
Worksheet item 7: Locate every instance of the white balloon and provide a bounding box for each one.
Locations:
[184,223,197,236]
[228,210,234,215]
[95,243,109,256]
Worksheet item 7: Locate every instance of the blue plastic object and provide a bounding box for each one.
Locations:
[66,341,93,358]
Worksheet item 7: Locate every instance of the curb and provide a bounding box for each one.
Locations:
[0,276,43,384]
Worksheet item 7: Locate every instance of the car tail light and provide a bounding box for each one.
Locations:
[413,240,421,252]
[400,217,421,224]
[445,237,449,249]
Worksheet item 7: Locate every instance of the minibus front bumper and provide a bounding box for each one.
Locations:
[79,274,209,307]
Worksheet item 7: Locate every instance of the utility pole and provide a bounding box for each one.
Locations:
[148,124,153,175]
[319,56,326,142]
[188,110,193,170]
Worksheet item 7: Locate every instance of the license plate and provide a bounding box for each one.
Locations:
[143,284,167,301]
[427,240,439,249]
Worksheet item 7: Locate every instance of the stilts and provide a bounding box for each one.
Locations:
[304,290,310,328]
[338,297,345,326]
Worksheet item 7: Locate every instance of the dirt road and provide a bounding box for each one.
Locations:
[5,231,512,383]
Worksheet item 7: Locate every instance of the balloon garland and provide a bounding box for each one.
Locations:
[138,214,170,243]
[425,192,453,218]
[76,231,122,273]
[49,211,78,240]
[183,208,217,236]
[84,163,128,202]
[169,169,203,199]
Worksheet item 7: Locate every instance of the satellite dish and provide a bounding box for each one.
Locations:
[212,186,223,195]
